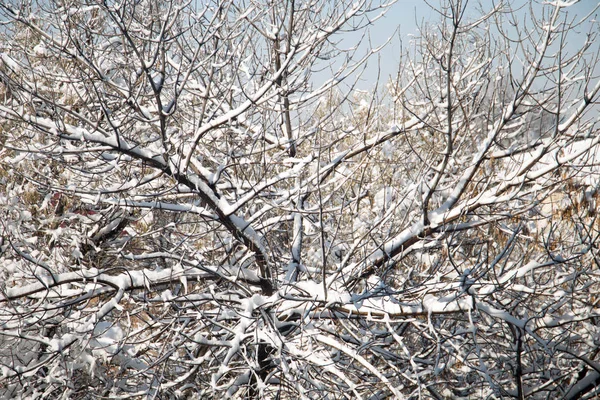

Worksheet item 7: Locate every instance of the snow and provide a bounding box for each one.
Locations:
[543,0,578,7]
[373,187,395,211]
[0,53,20,72]
[381,140,395,160]
[33,44,47,56]
[160,289,174,301]
[315,334,405,399]
[476,303,526,328]
[228,214,268,255]
[564,371,600,400]
[92,322,123,351]
[278,281,476,322]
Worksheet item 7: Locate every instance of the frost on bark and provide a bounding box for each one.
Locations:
[1,0,600,398]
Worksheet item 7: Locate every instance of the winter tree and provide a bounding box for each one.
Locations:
[1,0,600,398]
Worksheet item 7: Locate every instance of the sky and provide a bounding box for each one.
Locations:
[329,0,600,91]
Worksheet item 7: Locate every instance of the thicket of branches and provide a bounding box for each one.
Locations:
[1,0,600,398]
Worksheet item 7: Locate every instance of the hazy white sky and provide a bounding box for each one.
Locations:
[331,0,600,90]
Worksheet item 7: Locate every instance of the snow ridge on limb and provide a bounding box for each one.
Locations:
[337,4,600,286]
[0,105,275,294]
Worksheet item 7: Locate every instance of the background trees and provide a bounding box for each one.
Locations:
[1,0,600,398]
